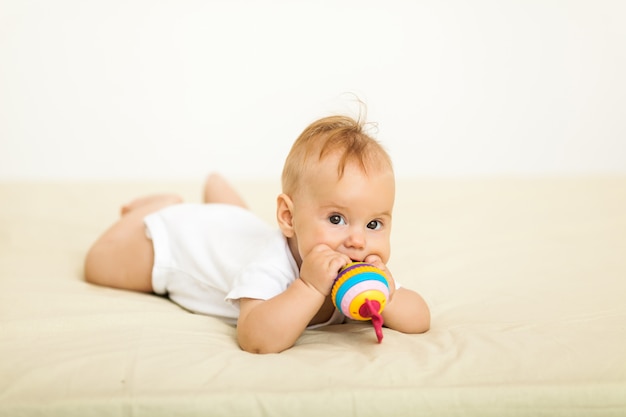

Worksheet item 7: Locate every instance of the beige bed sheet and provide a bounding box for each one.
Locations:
[1,178,625,416]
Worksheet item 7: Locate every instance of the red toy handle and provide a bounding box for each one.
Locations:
[360,299,384,343]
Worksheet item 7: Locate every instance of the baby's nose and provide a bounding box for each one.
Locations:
[345,228,366,249]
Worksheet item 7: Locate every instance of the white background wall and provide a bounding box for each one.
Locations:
[1,0,625,181]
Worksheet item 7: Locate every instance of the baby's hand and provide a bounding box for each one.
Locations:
[364,254,397,300]
[300,244,351,296]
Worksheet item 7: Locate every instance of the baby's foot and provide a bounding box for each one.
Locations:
[120,194,183,216]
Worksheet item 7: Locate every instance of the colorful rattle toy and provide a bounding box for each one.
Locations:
[331,262,390,343]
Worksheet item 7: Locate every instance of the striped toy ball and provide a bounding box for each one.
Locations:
[331,262,390,321]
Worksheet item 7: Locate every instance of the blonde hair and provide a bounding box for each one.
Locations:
[281,115,393,196]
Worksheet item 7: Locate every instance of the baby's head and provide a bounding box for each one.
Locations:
[281,115,393,197]
[277,115,395,267]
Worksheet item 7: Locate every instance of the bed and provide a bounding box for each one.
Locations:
[1,177,625,416]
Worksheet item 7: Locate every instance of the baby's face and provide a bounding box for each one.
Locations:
[289,155,395,266]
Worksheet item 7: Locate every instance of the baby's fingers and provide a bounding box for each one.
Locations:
[330,253,351,275]
[364,254,385,270]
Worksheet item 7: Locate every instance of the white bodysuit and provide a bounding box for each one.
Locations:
[144,203,345,327]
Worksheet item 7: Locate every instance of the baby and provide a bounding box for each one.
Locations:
[85,115,430,353]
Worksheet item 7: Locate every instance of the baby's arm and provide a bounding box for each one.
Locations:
[237,279,325,353]
[237,244,350,354]
[364,255,430,334]
[381,287,430,334]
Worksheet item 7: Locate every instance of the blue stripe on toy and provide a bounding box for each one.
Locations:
[334,271,389,309]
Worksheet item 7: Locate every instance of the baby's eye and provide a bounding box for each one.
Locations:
[329,215,346,225]
[367,220,382,230]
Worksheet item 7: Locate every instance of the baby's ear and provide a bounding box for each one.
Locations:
[276,193,295,237]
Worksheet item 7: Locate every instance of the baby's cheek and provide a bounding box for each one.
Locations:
[371,240,391,264]
[381,238,392,263]
[313,231,340,251]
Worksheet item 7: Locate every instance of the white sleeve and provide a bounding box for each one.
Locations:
[225,236,299,304]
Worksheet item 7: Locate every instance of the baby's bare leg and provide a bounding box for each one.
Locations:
[203,172,248,208]
[84,194,182,292]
